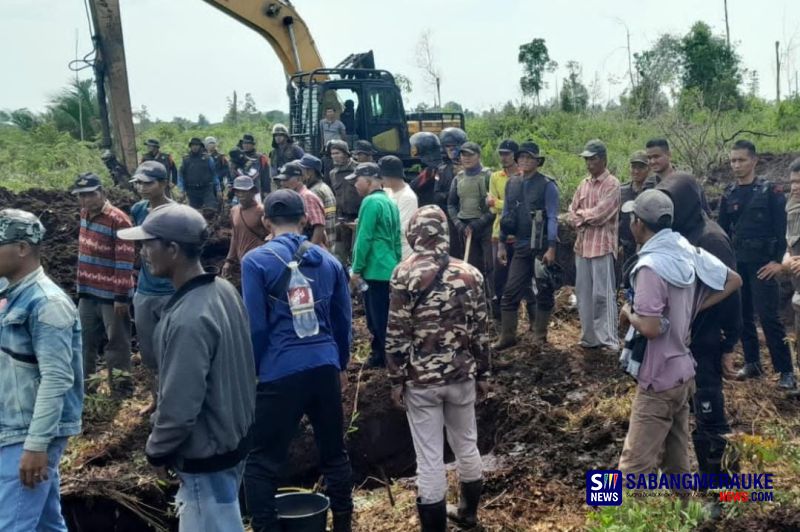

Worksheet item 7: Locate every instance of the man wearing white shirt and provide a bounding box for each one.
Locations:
[380,156,418,259]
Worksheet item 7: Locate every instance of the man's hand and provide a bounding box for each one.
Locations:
[221,262,232,279]
[787,256,800,276]
[476,380,491,402]
[19,450,49,488]
[349,273,363,292]
[340,371,348,393]
[113,301,129,319]
[464,225,473,238]
[486,193,496,208]
[390,385,405,411]
[619,303,632,330]
[757,261,784,281]
[542,247,556,266]
[497,244,507,266]
[722,352,737,380]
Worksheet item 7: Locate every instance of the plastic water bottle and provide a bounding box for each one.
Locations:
[287,261,319,337]
[348,267,368,292]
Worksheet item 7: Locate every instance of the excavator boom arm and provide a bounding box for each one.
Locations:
[203,0,324,75]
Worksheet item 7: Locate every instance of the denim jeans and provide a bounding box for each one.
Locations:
[0,438,69,532]
[175,462,246,532]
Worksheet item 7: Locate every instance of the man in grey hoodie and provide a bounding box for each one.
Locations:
[118,204,255,531]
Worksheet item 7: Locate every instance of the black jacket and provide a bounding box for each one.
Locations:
[658,176,741,354]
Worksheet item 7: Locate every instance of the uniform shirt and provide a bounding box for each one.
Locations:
[310,180,337,246]
[320,119,346,143]
[141,151,178,184]
[225,203,267,266]
[386,184,419,259]
[568,170,621,259]
[77,201,135,303]
[131,200,176,296]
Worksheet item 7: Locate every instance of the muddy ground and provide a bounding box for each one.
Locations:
[3,187,800,531]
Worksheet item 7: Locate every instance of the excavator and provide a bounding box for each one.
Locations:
[89,0,464,173]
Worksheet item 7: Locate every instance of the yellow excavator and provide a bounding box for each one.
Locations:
[89,0,463,173]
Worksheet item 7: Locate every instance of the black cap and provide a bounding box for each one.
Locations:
[353,140,375,155]
[130,161,168,183]
[274,161,304,181]
[188,137,204,147]
[516,141,545,164]
[118,204,208,244]
[264,189,305,218]
[71,172,103,194]
[241,133,256,145]
[144,139,160,148]
[378,155,404,179]
[497,139,519,154]
[345,162,381,181]
[459,141,481,155]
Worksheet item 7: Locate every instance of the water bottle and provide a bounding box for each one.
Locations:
[348,267,368,292]
[287,261,319,338]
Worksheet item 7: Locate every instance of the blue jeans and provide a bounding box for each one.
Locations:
[175,462,245,532]
[0,438,69,532]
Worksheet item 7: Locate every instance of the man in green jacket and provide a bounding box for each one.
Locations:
[348,162,402,368]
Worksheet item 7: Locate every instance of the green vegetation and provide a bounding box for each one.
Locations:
[586,495,706,532]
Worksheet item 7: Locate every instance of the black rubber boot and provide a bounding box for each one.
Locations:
[416,498,447,532]
[492,311,518,350]
[533,308,551,344]
[526,302,537,332]
[332,510,352,532]
[446,479,483,529]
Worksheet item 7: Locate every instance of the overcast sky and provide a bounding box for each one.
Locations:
[2,0,800,123]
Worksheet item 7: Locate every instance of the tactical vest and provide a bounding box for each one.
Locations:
[723,177,778,262]
[182,154,214,188]
[455,169,491,220]
[501,173,556,251]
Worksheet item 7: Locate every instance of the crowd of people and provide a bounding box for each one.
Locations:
[2,121,800,531]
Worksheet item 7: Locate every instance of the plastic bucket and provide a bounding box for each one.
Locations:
[276,492,330,532]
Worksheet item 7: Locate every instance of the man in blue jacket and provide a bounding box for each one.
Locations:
[242,189,354,532]
[0,209,83,531]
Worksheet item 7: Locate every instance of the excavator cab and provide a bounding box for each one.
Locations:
[288,68,411,160]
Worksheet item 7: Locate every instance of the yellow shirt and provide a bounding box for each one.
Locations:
[489,168,517,240]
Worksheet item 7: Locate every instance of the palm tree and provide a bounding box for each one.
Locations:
[47,78,100,140]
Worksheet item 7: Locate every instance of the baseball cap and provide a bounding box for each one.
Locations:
[241,133,256,145]
[204,136,217,147]
[232,176,256,191]
[497,139,519,154]
[130,161,168,183]
[297,154,322,174]
[630,150,649,165]
[621,189,674,224]
[188,137,204,147]
[117,204,208,244]
[144,139,160,148]
[459,142,481,155]
[264,189,305,218]
[345,162,381,181]
[580,139,607,158]
[274,162,304,181]
[378,156,405,179]
[516,141,545,164]
[0,209,45,246]
[71,173,103,194]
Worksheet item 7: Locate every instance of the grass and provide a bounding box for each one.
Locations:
[587,495,707,532]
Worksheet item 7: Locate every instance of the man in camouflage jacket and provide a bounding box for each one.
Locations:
[385,204,490,531]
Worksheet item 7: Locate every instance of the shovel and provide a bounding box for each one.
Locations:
[463,231,473,262]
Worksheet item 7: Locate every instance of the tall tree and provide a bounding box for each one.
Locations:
[518,38,555,104]
[415,30,442,108]
[679,21,743,109]
[629,34,682,117]
[560,61,589,113]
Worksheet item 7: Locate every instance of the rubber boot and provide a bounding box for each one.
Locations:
[533,308,551,345]
[446,479,483,529]
[416,498,447,532]
[492,311,518,350]
[525,303,536,332]
[332,510,353,532]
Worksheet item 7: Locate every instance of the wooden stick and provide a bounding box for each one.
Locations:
[463,231,473,262]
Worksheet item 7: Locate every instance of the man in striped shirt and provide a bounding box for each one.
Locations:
[72,173,135,395]
[568,140,621,351]
[299,154,337,248]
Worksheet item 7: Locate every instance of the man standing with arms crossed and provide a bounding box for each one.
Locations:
[568,140,621,351]
[0,210,83,531]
